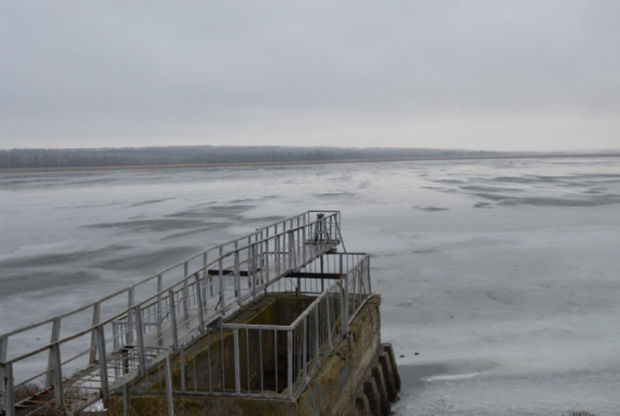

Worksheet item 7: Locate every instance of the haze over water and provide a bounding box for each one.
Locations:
[1,156,619,415]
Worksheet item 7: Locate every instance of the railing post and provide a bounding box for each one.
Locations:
[264,228,270,286]
[340,283,348,337]
[168,289,179,350]
[50,343,64,408]
[202,252,208,277]
[3,361,14,416]
[287,330,293,400]
[157,274,163,346]
[165,355,175,416]
[127,288,135,344]
[218,255,226,312]
[233,329,240,394]
[194,273,205,330]
[251,243,257,295]
[325,295,332,348]
[46,317,61,386]
[133,306,146,373]
[302,226,307,265]
[275,235,281,277]
[95,324,109,402]
[302,318,307,377]
[184,261,189,277]
[366,256,372,293]
[0,335,7,408]
[218,246,226,312]
[314,307,320,361]
[89,302,101,364]
[288,230,295,271]
[182,279,189,318]
[234,251,241,302]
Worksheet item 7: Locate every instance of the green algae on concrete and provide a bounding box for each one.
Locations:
[107,295,383,416]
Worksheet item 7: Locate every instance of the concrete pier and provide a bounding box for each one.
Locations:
[0,211,400,415]
[107,295,400,416]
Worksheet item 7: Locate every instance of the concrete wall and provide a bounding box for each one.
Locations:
[107,295,387,416]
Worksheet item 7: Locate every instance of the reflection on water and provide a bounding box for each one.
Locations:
[1,157,619,415]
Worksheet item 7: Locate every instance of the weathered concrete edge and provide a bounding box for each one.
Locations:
[106,295,399,416]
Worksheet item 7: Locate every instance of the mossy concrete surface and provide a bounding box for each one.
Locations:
[107,295,383,416]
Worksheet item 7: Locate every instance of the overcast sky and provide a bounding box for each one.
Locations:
[1,1,619,151]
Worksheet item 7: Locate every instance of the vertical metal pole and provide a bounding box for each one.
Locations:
[182,279,189,318]
[3,362,14,416]
[194,274,205,330]
[179,348,186,392]
[157,274,163,346]
[259,329,264,393]
[112,322,120,351]
[302,318,307,376]
[164,355,175,416]
[292,230,298,270]
[202,251,209,301]
[207,345,213,392]
[287,330,293,399]
[251,244,257,295]
[274,330,278,391]
[95,324,109,402]
[265,229,270,286]
[246,237,251,289]
[168,289,179,350]
[342,281,349,335]
[0,335,7,409]
[127,288,135,344]
[366,256,372,293]
[220,327,225,390]
[325,296,332,348]
[302,227,306,265]
[275,235,281,277]
[314,308,320,360]
[246,328,250,391]
[218,247,226,312]
[122,384,129,416]
[133,306,146,373]
[203,252,208,278]
[234,248,240,300]
[46,318,61,386]
[233,329,240,394]
[0,335,7,363]
[50,343,64,408]
[183,261,189,277]
[89,303,101,364]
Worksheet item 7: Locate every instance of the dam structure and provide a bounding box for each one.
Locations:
[1,211,400,415]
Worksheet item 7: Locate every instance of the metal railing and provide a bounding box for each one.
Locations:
[0,210,343,415]
[139,252,371,405]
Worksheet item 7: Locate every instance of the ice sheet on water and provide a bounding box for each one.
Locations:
[1,157,619,413]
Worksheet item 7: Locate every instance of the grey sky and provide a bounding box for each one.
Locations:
[1,1,619,151]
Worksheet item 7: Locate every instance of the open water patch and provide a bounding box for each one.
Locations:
[413,205,449,212]
[497,195,620,207]
[313,191,356,199]
[87,218,208,232]
[92,246,198,270]
[0,244,130,268]
[0,269,100,297]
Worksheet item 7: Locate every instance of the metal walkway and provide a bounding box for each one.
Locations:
[0,211,345,415]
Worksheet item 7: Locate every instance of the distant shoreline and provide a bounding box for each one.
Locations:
[0,152,618,174]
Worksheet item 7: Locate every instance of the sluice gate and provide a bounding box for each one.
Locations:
[0,211,400,416]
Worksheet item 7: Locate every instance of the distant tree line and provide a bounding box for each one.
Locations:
[0,146,500,169]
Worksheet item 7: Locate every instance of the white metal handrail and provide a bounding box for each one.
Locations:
[0,210,342,415]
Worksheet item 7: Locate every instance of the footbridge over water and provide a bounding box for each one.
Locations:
[1,210,399,416]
